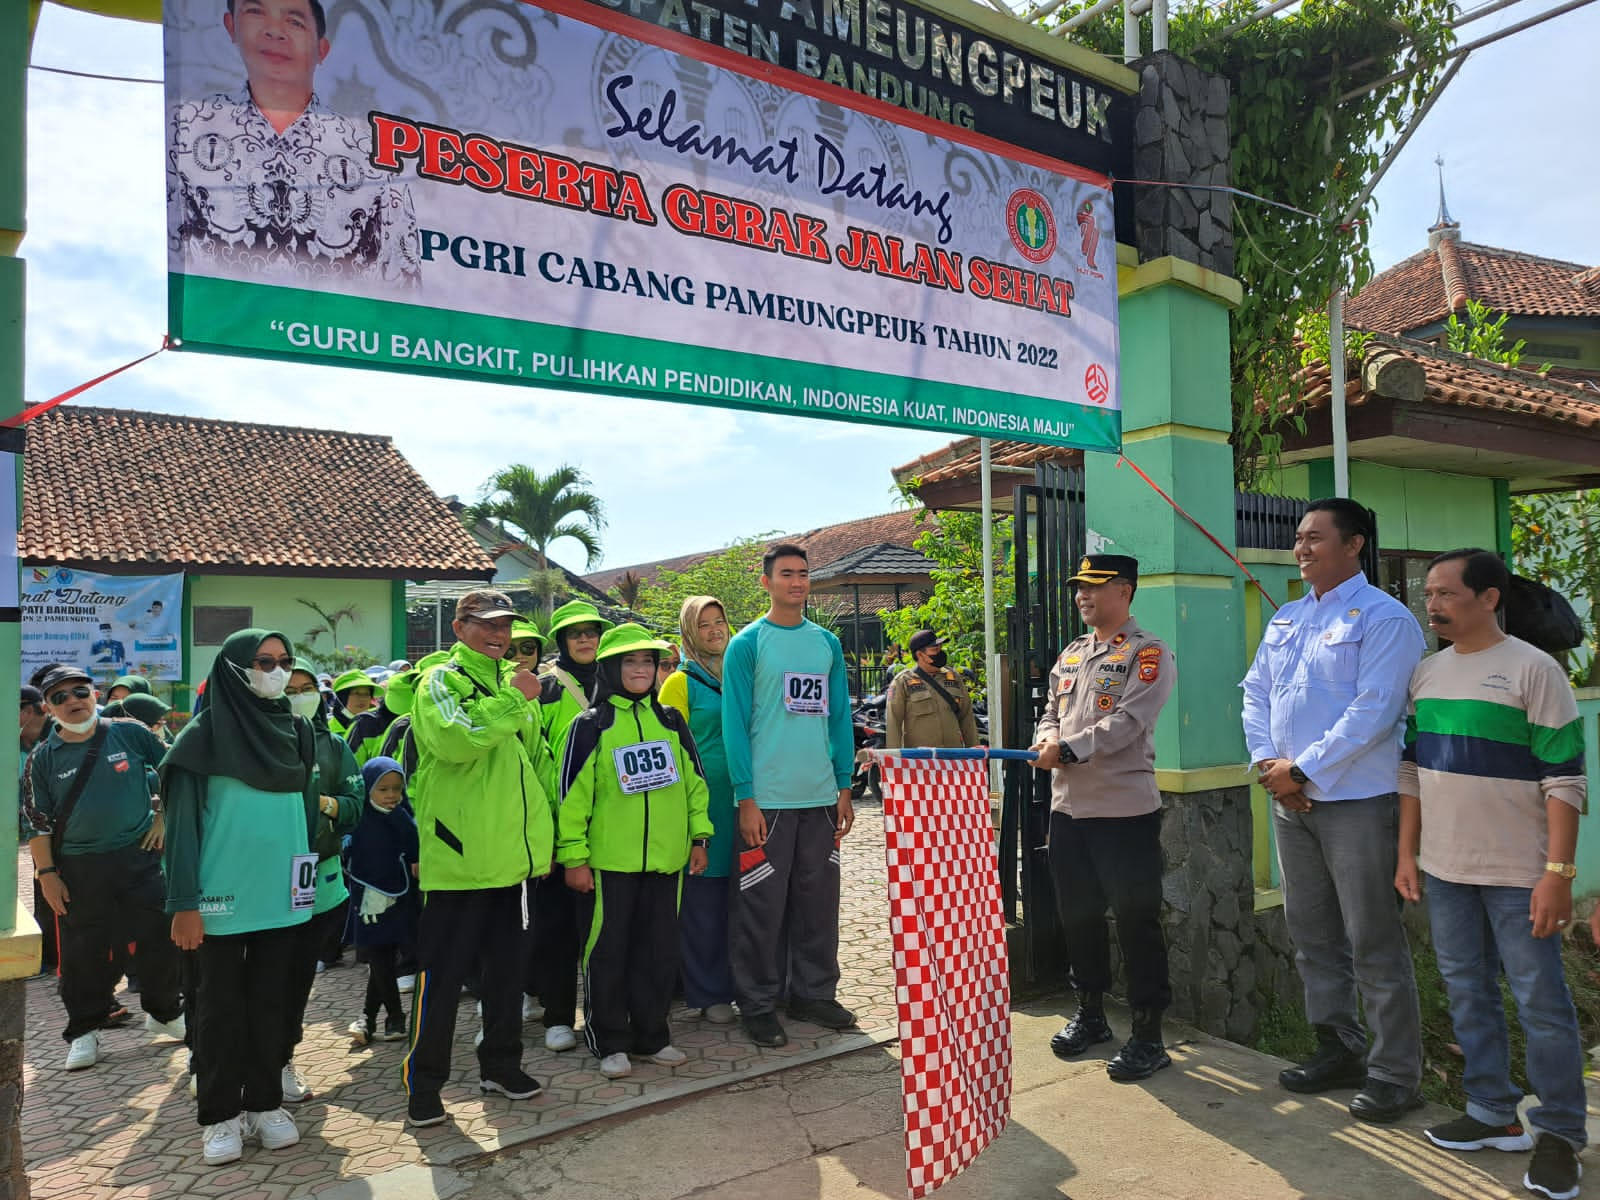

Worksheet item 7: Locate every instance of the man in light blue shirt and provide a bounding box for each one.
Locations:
[723,542,857,1050]
[1240,498,1426,1124]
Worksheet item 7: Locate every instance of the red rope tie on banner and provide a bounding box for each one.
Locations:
[3,338,170,429]
[1115,454,1282,611]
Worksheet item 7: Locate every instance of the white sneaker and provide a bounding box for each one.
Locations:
[64,1032,99,1071]
[201,1117,242,1166]
[704,1003,737,1024]
[243,1107,300,1150]
[397,974,416,993]
[545,1025,577,1052]
[648,1045,688,1065]
[145,1012,186,1041]
[281,1063,311,1103]
[599,1052,632,1078]
[523,995,544,1022]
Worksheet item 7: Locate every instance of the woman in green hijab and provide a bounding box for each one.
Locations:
[162,629,320,1169]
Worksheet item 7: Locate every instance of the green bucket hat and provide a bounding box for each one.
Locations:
[546,600,614,641]
[595,622,671,662]
[382,649,451,718]
[332,668,382,697]
[510,619,548,657]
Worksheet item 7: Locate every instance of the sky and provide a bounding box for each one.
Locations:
[20,0,1600,573]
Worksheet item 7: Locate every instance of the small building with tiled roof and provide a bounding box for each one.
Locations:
[1345,207,1600,383]
[891,437,1081,512]
[23,405,495,692]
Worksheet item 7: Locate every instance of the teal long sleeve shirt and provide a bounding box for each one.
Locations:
[721,616,854,809]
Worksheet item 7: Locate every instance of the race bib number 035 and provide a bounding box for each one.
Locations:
[784,672,829,716]
[614,741,680,794]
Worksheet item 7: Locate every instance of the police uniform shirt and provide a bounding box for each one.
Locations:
[168,90,421,286]
[1033,618,1176,818]
[884,666,978,750]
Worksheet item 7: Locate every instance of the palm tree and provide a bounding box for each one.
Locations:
[465,464,606,615]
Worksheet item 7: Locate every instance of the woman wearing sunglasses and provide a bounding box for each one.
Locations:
[161,629,323,1167]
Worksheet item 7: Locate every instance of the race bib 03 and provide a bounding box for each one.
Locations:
[290,853,319,911]
[783,672,829,716]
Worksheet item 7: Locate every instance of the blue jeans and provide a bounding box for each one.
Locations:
[1425,873,1587,1148]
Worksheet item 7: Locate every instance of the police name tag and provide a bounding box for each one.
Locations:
[783,672,828,715]
[615,741,679,794]
[290,853,319,911]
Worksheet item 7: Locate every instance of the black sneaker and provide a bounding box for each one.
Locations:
[406,1091,447,1128]
[788,997,857,1030]
[743,1011,789,1048]
[1050,1012,1113,1059]
[380,1015,408,1042]
[1525,1132,1581,1200]
[479,1068,542,1100]
[1425,1114,1534,1153]
[1106,1037,1172,1082]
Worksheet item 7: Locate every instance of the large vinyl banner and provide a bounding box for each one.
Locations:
[164,0,1124,448]
[22,568,185,685]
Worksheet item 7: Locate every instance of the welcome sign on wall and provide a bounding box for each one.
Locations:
[165,0,1128,448]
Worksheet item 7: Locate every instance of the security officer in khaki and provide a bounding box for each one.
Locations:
[1030,554,1176,1083]
[884,629,979,751]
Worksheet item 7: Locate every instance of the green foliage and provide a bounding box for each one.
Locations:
[1297,309,1376,372]
[1512,490,1600,686]
[1054,0,1457,484]
[1443,298,1544,370]
[878,507,1014,700]
[633,536,779,635]
[466,463,606,617]
[295,598,376,673]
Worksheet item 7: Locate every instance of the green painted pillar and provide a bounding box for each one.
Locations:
[1085,256,1245,779]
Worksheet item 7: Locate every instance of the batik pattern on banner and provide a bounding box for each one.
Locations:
[879,753,1011,1197]
[163,0,1122,449]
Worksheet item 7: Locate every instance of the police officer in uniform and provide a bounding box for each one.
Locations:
[1030,555,1176,1082]
[884,629,979,751]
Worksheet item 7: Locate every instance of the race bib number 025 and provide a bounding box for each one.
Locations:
[614,741,680,794]
[784,672,829,716]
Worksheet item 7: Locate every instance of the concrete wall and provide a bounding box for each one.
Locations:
[187,575,397,683]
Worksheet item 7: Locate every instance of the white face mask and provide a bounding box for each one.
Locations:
[288,692,322,719]
[248,667,290,699]
[59,714,98,735]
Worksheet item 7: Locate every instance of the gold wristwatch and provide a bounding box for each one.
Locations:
[1545,861,1578,879]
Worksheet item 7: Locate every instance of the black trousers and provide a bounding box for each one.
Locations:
[363,944,404,1027]
[730,806,839,1016]
[194,924,299,1125]
[318,896,349,964]
[33,878,58,970]
[401,884,526,1098]
[1046,808,1171,1013]
[282,903,347,1065]
[578,870,679,1058]
[57,843,182,1042]
[527,868,579,1027]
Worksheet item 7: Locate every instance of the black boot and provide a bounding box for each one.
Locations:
[1049,992,1113,1060]
[1107,1008,1171,1082]
[1278,1025,1367,1094]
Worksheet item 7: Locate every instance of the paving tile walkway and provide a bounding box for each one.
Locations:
[17,796,896,1199]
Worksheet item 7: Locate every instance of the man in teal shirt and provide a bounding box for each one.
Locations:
[722,543,856,1048]
[24,665,185,1071]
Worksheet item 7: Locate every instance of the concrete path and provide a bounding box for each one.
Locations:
[429,1004,1580,1200]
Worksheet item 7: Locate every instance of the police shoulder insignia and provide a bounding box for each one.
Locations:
[1096,693,1115,711]
[1138,648,1161,682]
[1112,633,1128,646]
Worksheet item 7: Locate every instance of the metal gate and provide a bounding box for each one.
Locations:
[999,461,1085,987]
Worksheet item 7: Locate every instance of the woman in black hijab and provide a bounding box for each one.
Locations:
[162,629,319,1169]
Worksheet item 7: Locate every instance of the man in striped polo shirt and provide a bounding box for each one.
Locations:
[1397,548,1585,1200]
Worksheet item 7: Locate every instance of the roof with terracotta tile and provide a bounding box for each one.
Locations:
[585,510,931,594]
[1294,334,1600,430]
[891,436,1081,486]
[1345,238,1600,334]
[22,406,495,578]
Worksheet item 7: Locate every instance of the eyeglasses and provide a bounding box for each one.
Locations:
[48,686,93,706]
[566,627,602,641]
[513,640,543,656]
[252,655,296,672]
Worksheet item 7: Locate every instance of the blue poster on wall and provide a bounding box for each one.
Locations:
[21,568,184,684]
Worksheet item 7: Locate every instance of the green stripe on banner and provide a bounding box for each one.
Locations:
[1412,698,1532,747]
[169,275,1121,451]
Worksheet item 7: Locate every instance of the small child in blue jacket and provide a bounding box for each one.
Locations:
[343,757,419,1044]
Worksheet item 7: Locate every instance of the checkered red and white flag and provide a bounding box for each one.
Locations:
[878,754,1012,1198]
